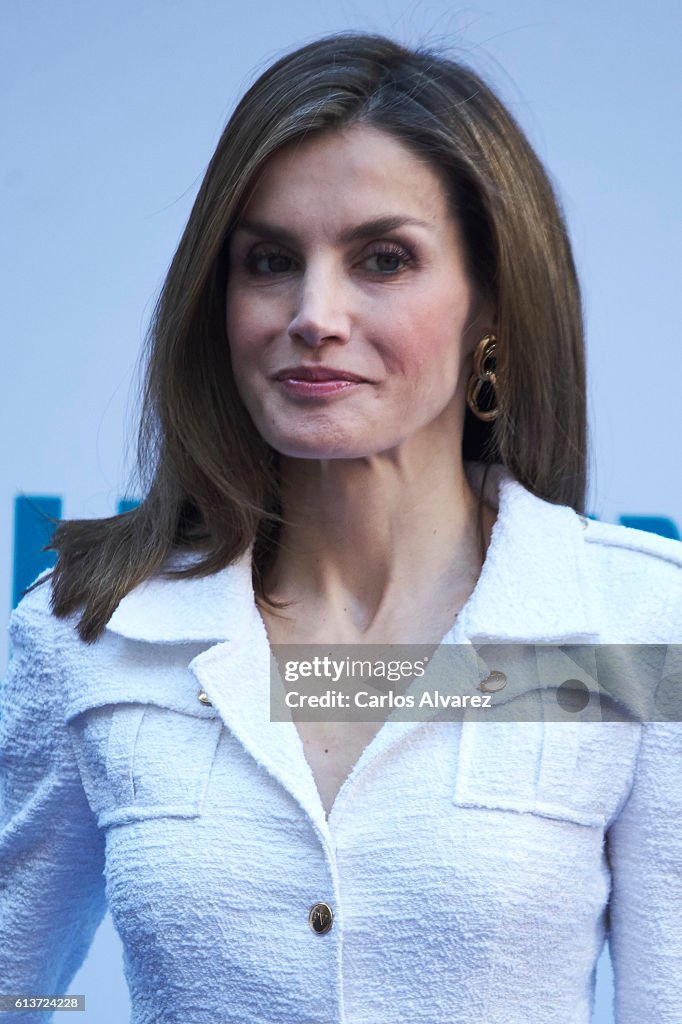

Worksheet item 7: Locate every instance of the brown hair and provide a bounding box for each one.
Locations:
[40,32,586,642]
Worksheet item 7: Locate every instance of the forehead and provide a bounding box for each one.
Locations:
[241,125,453,227]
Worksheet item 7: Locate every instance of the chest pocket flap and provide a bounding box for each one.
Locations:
[452,717,640,828]
[64,666,223,829]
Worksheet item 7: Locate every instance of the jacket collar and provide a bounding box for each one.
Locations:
[105,466,601,646]
[105,548,256,644]
[453,466,601,644]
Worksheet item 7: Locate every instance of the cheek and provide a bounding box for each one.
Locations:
[225,292,269,376]
[378,316,463,390]
[378,279,472,367]
[226,283,250,334]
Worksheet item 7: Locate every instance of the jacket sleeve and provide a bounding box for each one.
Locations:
[0,599,108,1024]
[606,721,682,1023]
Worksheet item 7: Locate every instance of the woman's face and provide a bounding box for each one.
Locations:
[226,124,490,461]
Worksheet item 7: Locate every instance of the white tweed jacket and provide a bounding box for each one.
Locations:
[1,469,681,1024]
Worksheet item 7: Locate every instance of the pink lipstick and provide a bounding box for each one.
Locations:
[273,366,370,398]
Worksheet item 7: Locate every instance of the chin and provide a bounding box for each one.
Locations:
[269,438,376,461]
[263,426,394,461]
[251,408,383,460]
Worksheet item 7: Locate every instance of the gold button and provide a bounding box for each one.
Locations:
[308,902,334,934]
[197,688,213,706]
[479,670,507,693]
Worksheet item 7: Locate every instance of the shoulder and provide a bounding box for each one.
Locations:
[10,569,75,634]
[582,516,682,567]
[580,517,682,642]
[2,573,86,753]
[7,570,85,677]
[582,516,682,579]
[9,570,57,643]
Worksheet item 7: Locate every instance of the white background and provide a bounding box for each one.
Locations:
[2,1,680,1020]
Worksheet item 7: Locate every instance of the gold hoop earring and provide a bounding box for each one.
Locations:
[467,333,499,422]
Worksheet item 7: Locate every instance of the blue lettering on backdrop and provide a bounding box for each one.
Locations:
[9,494,681,609]
[11,496,139,608]
[618,516,680,540]
[12,497,61,610]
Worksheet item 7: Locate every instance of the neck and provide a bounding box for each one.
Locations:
[262,437,493,640]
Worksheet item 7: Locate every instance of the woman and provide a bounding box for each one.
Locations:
[1,32,680,1024]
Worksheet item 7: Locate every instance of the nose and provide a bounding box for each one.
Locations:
[287,264,351,348]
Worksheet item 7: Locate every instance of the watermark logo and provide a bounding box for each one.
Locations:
[270,644,682,724]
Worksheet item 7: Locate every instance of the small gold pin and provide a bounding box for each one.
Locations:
[479,670,507,693]
[197,688,213,706]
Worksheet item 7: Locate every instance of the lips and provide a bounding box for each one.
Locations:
[273,366,370,383]
[272,365,372,400]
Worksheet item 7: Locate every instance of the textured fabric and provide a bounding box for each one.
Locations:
[1,468,681,1023]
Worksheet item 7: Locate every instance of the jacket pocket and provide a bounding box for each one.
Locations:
[452,718,640,829]
[65,676,223,828]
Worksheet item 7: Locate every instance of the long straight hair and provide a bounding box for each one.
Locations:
[41,33,586,642]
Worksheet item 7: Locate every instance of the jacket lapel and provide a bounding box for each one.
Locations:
[187,606,333,845]
[105,549,331,840]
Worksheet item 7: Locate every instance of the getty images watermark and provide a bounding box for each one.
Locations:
[268,644,682,723]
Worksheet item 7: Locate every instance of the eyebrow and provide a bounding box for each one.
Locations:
[233,215,431,247]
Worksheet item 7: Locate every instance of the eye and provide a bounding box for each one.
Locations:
[362,244,414,275]
[246,247,297,276]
